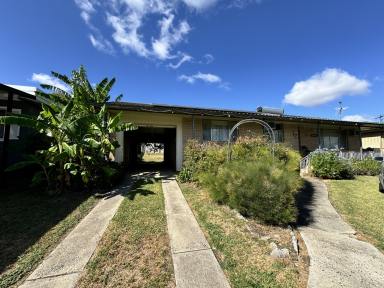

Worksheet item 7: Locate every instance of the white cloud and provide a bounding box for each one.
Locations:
[168,53,193,69]
[342,115,373,122]
[31,73,70,92]
[107,12,150,57]
[182,0,218,10]
[75,0,192,60]
[74,0,258,65]
[152,14,191,60]
[284,68,370,107]
[203,53,214,64]
[179,72,229,89]
[89,34,115,54]
[179,72,221,84]
[195,72,221,83]
[74,0,96,25]
[229,0,262,9]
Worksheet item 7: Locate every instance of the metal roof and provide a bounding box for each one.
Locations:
[0,83,38,102]
[108,101,384,131]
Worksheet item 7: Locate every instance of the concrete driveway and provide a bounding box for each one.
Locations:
[297,177,384,288]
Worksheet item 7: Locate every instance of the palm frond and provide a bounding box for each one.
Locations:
[0,114,39,128]
[115,94,123,102]
[101,78,115,100]
[5,160,38,172]
[40,84,72,99]
[96,78,109,94]
[51,71,71,85]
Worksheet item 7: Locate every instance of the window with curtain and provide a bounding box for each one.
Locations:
[320,130,346,149]
[0,109,4,139]
[0,107,21,140]
[203,120,233,142]
[263,123,284,143]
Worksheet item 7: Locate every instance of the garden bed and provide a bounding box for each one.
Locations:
[180,182,309,288]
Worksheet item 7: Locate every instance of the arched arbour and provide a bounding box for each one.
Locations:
[227,119,276,161]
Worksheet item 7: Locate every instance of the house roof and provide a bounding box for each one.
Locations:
[0,83,38,102]
[108,101,384,132]
[5,84,37,96]
[2,83,382,133]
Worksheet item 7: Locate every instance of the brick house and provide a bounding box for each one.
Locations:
[108,102,384,171]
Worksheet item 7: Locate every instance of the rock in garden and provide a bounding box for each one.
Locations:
[269,242,278,250]
[270,247,290,258]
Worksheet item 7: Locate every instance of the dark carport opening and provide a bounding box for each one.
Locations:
[123,127,176,171]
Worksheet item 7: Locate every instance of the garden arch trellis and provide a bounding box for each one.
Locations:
[227,119,276,161]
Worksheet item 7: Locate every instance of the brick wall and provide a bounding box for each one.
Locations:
[181,116,364,154]
[182,117,203,147]
[238,123,263,138]
[283,124,300,150]
[299,126,320,151]
[347,134,361,151]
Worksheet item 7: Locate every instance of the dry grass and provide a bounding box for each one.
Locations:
[326,176,384,251]
[180,182,308,288]
[77,178,174,288]
[142,153,164,163]
[0,192,98,288]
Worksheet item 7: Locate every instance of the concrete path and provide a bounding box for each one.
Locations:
[298,177,384,288]
[162,177,230,288]
[20,180,131,288]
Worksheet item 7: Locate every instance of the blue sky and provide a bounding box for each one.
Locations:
[1,0,383,122]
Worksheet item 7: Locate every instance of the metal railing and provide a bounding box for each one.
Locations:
[299,149,383,172]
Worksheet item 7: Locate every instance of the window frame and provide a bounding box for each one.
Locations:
[320,130,346,150]
[0,107,21,141]
[203,120,234,142]
[263,122,284,143]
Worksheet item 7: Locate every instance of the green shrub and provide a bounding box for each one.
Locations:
[177,140,225,182]
[351,158,381,176]
[177,166,194,183]
[179,137,301,183]
[179,137,302,225]
[200,156,302,225]
[310,152,354,179]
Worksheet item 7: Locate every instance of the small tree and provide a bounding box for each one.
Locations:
[0,66,136,192]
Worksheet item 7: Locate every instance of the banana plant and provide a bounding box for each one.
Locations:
[0,65,136,192]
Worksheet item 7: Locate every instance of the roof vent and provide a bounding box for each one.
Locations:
[256,106,284,116]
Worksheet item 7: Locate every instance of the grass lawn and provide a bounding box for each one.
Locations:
[180,182,308,288]
[142,153,164,163]
[77,177,174,288]
[0,190,98,288]
[326,176,384,251]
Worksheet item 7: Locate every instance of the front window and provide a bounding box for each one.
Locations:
[0,107,21,141]
[320,130,346,149]
[322,135,340,149]
[263,123,284,143]
[0,109,5,139]
[203,120,233,142]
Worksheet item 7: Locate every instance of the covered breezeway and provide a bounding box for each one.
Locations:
[123,126,177,171]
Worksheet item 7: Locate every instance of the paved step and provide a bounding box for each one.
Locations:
[162,178,230,288]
